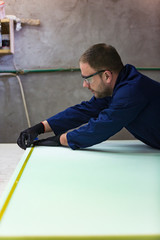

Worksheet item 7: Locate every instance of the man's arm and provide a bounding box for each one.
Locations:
[17,97,110,149]
[47,96,110,135]
[41,120,52,132]
[60,133,68,146]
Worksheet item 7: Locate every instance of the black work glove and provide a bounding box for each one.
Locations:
[33,135,61,147]
[17,122,45,150]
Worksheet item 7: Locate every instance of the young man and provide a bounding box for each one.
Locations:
[17,43,160,150]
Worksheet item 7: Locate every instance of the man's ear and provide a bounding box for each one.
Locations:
[104,71,112,84]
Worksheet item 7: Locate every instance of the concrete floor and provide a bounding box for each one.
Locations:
[0,144,24,198]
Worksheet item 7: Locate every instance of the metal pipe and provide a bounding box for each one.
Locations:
[0,73,31,127]
[0,68,80,74]
[136,67,160,71]
[0,67,160,75]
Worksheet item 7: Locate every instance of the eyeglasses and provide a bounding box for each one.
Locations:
[81,69,106,84]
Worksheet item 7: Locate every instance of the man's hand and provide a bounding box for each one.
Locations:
[33,133,68,147]
[17,123,44,150]
[33,135,61,147]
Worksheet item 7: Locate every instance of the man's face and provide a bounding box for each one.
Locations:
[80,62,113,98]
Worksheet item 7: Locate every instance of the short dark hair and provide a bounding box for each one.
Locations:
[80,43,124,73]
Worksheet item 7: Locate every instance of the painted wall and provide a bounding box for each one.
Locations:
[0,0,160,142]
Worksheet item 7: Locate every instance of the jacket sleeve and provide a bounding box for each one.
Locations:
[47,96,110,135]
[67,85,148,150]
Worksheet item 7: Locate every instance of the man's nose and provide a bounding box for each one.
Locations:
[83,80,89,88]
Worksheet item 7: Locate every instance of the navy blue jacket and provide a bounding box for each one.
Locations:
[47,64,160,150]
